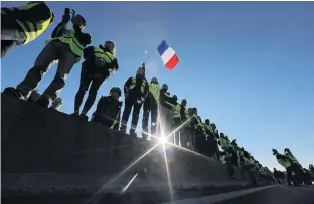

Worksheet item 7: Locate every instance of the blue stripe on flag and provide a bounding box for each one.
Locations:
[157,40,169,56]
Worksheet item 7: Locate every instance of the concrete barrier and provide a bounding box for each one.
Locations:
[1,94,267,203]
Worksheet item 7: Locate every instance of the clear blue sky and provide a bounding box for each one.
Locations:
[1,1,314,170]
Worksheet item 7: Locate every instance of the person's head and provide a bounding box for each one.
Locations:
[110,87,122,100]
[51,98,63,110]
[104,40,116,56]
[71,14,86,30]
[136,67,145,77]
[172,95,178,102]
[284,148,291,154]
[210,123,216,131]
[309,164,313,169]
[162,84,168,92]
[181,99,187,107]
[192,108,197,115]
[220,132,224,137]
[205,119,210,125]
[151,77,158,84]
[188,108,193,115]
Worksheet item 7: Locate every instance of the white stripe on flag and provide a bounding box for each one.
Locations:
[161,47,176,65]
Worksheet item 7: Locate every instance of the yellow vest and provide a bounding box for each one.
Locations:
[149,83,161,102]
[172,104,181,119]
[46,29,85,62]
[129,77,146,94]
[3,2,53,45]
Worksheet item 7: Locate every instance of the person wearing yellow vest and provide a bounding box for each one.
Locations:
[1,1,54,58]
[4,9,92,108]
[91,87,122,130]
[192,107,207,153]
[272,149,301,186]
[179,99,191,148]
[158,84,175,136]
[203,119,219,158]
[72,41,119,120]
[171,95,181,145]
[142,77,161,139]
[120,65,149,136]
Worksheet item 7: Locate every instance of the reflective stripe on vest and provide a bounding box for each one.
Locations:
[103,51,116,64]
[149,83,161,102]
[183,107,190,121]
[219,137,228,148]
[275,153,291,168]
[172,104,181,119]
[195,115,205,131]
[110,112,120,129]
[285,153,299,165]
[163,92,173,107]
[94,46,105,59]
[3,3,53,45]
[58,29,85,58]
[129,77,146,93]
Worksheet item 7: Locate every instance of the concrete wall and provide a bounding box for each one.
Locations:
[1,94,264,201]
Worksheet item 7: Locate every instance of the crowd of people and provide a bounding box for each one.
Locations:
[2,2,313,186]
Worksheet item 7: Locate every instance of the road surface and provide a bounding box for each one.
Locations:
[160,184,314,204]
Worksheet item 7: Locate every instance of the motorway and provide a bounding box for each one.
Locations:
[160,185,314,204]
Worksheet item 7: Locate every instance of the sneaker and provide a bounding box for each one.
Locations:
[120,126,126,133]
[3,87,27,100]
[36,97,50,108]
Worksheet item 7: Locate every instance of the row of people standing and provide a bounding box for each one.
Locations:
[1,2,271,183]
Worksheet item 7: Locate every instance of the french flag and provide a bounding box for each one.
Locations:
[157,40,179,70]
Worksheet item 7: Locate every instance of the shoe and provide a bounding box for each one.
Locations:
[130,131,137,138]
[36,97,50,108]
[3,87,27,100]
[70,111,80,117]
[120,126,126,134]
[80,114,89,121]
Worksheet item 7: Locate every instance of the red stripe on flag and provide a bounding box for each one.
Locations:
[165,54,179,70]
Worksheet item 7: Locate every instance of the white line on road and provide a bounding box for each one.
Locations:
[158,185,277,204]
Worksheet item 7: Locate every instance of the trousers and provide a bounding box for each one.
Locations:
[17,40,77,101]
[74,59,110,114]
[121,94,143,134]
[142,96,158,139]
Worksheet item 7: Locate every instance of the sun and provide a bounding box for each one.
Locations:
[159,135,167,144]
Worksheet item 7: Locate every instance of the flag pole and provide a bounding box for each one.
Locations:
[143,48,157,64]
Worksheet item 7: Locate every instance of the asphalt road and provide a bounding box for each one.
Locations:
[216,185,314,204]
[160,184,314,204]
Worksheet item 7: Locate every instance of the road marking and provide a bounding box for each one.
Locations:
[159,185,277,204]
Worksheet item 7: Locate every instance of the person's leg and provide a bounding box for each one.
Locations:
[39,43,76,107]
[286,167,293,185]
[120,96,134,133]
[151,102,158,136]
[1,40,16,58]
[73,62,93,114]
[130,102,143,135]
[81,70,109,116]
[142,99,150,139]
[16,41,60,99]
